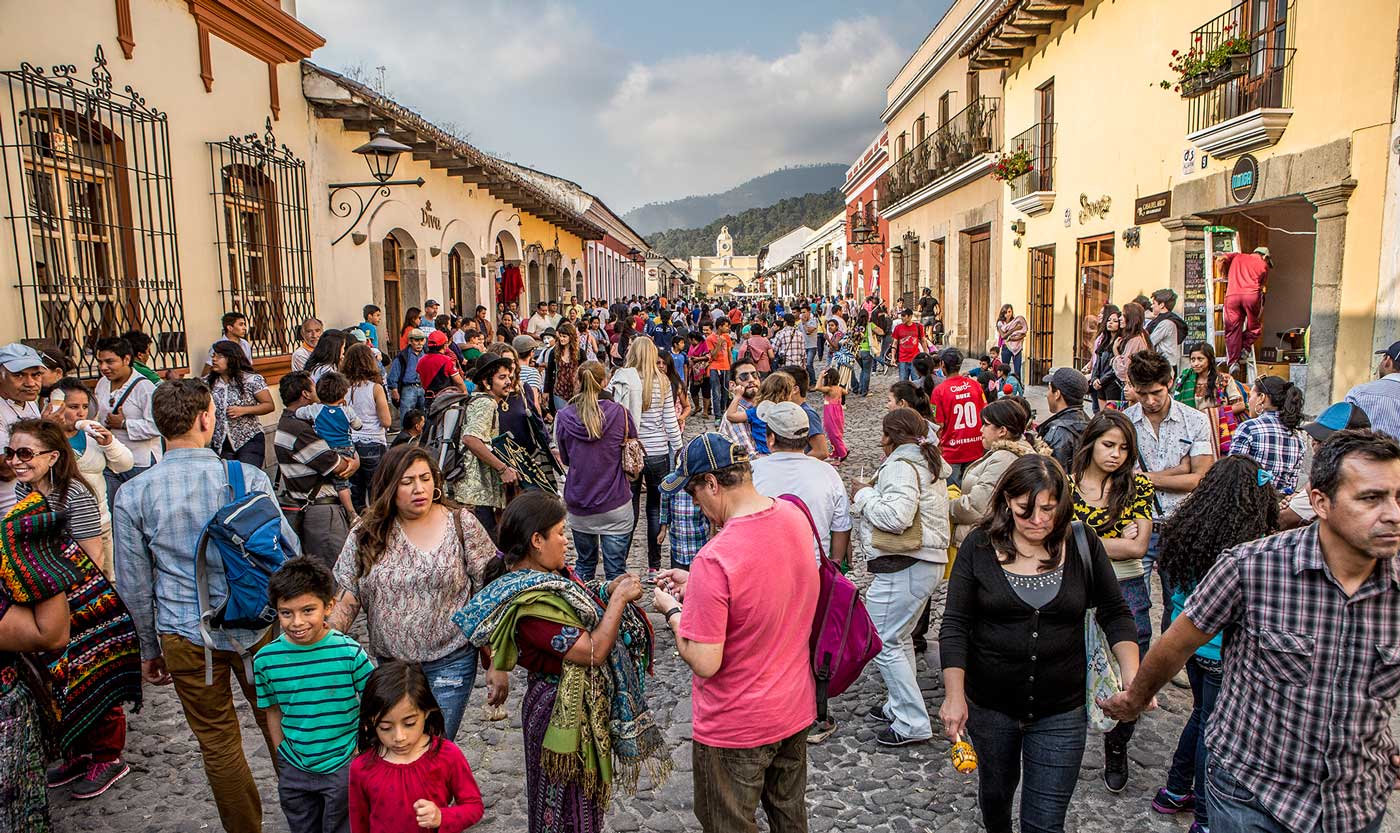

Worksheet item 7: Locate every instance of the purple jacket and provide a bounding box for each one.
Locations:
[554,399,635,516]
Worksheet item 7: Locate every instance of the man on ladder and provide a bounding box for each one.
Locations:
[1215,245,1271,380]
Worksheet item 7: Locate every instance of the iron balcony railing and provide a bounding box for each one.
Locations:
[880,96,1000,205]
[1007,122,1055,200]
[1186,0,1295,135]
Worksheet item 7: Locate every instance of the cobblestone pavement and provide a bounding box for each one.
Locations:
[55,371,1400,832]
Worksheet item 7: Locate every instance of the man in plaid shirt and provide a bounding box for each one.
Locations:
[1104,430,1400,833]
[658,463,709,568]
[771,314,807,370]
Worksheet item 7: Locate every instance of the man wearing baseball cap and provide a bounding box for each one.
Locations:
[1345,340,1400,441]
[420,300,440,328]
[1039,367,1091,471]
[652,432,819,830]
[1279,401,1372,529]
[386,328,429,414]
[0,343,45,512]
[417,329,466,399]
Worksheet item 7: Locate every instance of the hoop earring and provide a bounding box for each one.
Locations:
[432,487,443,503]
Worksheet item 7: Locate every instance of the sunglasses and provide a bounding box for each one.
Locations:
[3,446,52,462]
[735,371,759,381]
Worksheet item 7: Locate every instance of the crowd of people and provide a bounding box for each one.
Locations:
[0,282,1398,833]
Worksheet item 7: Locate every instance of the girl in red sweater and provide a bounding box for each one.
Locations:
[349,662,483,833]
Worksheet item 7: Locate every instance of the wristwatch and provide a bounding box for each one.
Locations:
[664,606,683,624]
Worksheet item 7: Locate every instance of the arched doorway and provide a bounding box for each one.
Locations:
[546,264,558,301]
[527,260,541,307]
[448,243,477,316]
[495,230,523,311]
[382,234,405,355]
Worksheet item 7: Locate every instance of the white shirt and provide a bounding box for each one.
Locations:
[527,313,553,336]
[94,372,163,467]
[291,344,313,371]
[0,397,41,513]
[1126,398,1213,518]
[752,451,852,559]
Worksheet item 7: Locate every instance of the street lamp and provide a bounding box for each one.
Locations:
[328,127,426,245]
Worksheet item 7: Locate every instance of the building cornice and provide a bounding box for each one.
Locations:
[880,0,1005,125]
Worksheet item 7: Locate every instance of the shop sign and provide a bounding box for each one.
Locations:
[420,201,442,230]
[1134,192,1171,224]
[1230,155,1259,204]
[1078,194,1112,224]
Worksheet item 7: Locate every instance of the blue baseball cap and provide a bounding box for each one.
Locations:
[660,432,750,494]
[1302,402,1370,442]
[0,343,44,373]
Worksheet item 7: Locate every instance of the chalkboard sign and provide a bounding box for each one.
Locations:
[1183,250,1207,343]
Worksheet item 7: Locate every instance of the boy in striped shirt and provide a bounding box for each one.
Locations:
[254,557,372,833]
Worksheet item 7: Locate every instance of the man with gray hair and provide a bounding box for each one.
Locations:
[290,317,324,372]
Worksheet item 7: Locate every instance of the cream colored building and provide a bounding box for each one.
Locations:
[802,212,848,297]
[688,226,759,296]
[880,0,1008,353]
[967,0,1398,407]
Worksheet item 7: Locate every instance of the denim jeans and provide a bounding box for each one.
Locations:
[1166,656,1223,826]
[573,529,631,581]
[693,728,809,833]
[1105,574,1152,748]
[1000,347,1023,380]
[350,441,386,511]
[805,347,819,387]
[867,561,941,739]
[416,643,479,741]
[855,351,873,395]
[967,701,1088,833]
[631,454,672,571]
[709,369,731,419]
[397,383,425,417]
[898,361,915,382]
[1207,762,1386,833]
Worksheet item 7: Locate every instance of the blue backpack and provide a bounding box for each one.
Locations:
[195,460,294,683]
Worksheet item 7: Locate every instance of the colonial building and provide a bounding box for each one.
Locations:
[802,212,847,298]
[879,0,1007,354]
[757,225,816,296]
[687,226,759,296]
[843,130,891,303]
[967,0,1398,407]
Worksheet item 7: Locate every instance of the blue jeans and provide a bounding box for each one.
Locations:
[855,351,873,395]
[397,383,425,416]
[967,701,1087,833]
[350,441,386,511]
[416,643,478,741]
[1166,656,1223,826]
[1001,347,1023,380]
[805,347,819,387]
[1207,761,1385,833]
[898,361,915,382]
[708,369,730,419]
[1106,574,1152,747]
[573,530,630,581]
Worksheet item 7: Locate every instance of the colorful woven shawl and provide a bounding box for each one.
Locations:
[454,569,669,806]
[1,492,142,751]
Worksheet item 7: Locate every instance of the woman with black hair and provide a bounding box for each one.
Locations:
[948,398,1045,546]
[888,381,937,443]
[303,329,350,383]
[1086,305,1123,411]
[205,340,273,465]
[941,454,1139,833]
[1230,375,1307,493]
[1151,456,1278,831]
[853,308,875,396]
[1111,303,1150,394]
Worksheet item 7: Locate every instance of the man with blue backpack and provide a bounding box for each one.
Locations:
[115,379,300,833]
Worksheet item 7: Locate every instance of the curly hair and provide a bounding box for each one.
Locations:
[1157,455,1278,591]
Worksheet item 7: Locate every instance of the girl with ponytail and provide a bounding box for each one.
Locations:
[1229,375,1308,493]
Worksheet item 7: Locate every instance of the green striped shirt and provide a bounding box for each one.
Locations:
[253,630,372,773]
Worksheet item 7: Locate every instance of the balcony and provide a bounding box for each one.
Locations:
[1184,0,1295,159]
[879,97,1001,219]
[1006,122,1056,216]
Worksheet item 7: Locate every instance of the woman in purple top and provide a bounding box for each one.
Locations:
[553,361,637,582]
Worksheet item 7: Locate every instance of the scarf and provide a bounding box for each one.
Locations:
[453,569,669,805]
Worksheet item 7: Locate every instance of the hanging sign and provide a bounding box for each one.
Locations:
[1230,154,1259,204]
[1134,192,1172,224]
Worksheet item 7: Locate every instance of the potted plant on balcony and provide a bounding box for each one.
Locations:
[991,147,1033,184]
[1161,24,1253,98]
[967,99,993,154]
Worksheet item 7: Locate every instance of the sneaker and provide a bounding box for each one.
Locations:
[1152,788,1197,814]
[866,703,893,724]
[1188,823,1210,833]
[1103,739,1129,793]
[47,755,91,788]
[807,717,837,744]
[875,726,927,747]
[71,759,130,799]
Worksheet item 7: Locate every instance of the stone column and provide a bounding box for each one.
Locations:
[1303,180,1358,415]
[1162,215,1209,299]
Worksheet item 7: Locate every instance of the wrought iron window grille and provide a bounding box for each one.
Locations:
[208,117,316,359]
[1,44,188,377]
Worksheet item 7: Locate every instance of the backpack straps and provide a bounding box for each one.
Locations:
[196,460,254,685]
[778,493,826,562]
[779,492,834,722]
[1072,520,1095,609]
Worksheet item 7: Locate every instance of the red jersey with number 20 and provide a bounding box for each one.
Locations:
[931,375,987,464]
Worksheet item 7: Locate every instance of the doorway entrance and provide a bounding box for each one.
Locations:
[966,229,992,354]
[1028,245,1055,380]
[1075,234,1114,369]
[382,234,404,356]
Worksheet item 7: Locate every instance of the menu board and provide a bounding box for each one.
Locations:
[1183,250,1208,344]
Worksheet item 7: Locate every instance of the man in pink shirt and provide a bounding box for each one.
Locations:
[653,433,819,833]
[1216,247,1271,368]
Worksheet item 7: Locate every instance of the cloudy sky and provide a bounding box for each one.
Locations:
[300,0,951,211]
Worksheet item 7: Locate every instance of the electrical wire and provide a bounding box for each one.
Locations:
[1237,212,1317,236]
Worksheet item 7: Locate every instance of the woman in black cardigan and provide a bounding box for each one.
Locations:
[940,454,1139,833]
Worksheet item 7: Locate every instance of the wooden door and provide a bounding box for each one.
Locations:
[967,230,991,354]
[1028,246,1055,380]
[382,235,403,356]
[1038,80,1055,192]
[1075,235,1115,369]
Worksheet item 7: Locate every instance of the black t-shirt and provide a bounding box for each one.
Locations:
[919,295,937,316]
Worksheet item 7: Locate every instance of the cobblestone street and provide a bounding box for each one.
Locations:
[53,371,1400,833]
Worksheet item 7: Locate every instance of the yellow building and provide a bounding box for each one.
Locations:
[966,0,1398,409]
[688,226,760,296]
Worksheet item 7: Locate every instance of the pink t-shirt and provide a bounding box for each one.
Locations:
[678,499,819,748]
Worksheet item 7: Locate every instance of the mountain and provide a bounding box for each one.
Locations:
[624,164,847,235]
[648,189,845,260]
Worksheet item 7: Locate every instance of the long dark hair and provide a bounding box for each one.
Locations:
[357,660,444,754]
[999,303,1015,322]
[889,381,933,421]
[982,398,1029,441]
[497,490,568,570]
[1120,302,1147,343]
[353,444,457,579]
[206,340,254,394]
[401,307,422,336]
[1254,375,1305,429]
[304,330,349,378]
[911,352,938,399]
[980,454,1073,570]
[9,419,92,507]
[1070,410,1140,528]
[883,408,941,475]
[1095,304,1122,353]
[1184,341,1220,402]
[1158,455,1278,590]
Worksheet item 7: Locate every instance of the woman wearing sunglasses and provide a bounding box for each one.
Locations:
[7,419,106,568]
